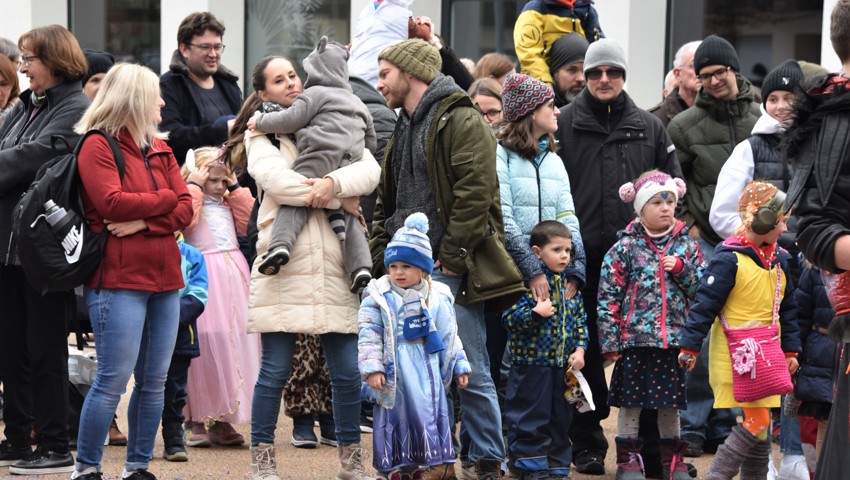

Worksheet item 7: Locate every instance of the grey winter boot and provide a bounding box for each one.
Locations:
[250,443,281,480]
[615,437,646,480]
[659,437,691,480]
[739,439,771,480]
[336,443,371,480]
[705,425,759,480]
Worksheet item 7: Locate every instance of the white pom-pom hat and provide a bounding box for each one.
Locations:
[384,213,434,273]
[619,171,686,215]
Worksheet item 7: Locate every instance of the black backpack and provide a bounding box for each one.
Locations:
[12,129,125,295]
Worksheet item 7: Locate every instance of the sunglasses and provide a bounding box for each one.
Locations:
[585,68,624,81]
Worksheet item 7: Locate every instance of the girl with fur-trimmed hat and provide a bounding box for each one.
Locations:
[357,213,470,480]
[598,170,705,480]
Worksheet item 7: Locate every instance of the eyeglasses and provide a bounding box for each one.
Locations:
[698,66,731,83]
[17,54,38,68]
[189,43,226,54]
[482,109,502,120]
[585,68,624,81]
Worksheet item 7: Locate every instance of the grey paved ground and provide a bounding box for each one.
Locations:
[2,350,782,479]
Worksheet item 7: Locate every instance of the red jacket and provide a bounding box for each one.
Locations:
[78,129,193,292]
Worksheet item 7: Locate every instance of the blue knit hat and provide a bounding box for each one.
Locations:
[384,213,433,273]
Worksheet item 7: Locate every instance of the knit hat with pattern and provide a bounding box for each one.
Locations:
[384,213,433,273]
[501,73,554,122]
[694,35,740,75]
[761,59,803,107]
[378,39,442,84]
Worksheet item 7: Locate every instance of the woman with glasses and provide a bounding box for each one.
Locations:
[0,24,89,476]
[468,77,504,128]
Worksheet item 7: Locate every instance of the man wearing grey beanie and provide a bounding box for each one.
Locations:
[556,37,683,477]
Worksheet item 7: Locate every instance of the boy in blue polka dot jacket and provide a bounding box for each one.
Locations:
[502,220,588,479]
[597,170,705,480]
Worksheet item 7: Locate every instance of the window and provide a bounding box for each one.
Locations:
[444,0,521,60]
[245,0,350,93]
[667,0,822,85]
[70,0,161,72]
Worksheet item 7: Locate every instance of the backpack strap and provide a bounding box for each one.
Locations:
[76,129,126,181]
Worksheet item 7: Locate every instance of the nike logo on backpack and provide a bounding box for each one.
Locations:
[62,225,83,264]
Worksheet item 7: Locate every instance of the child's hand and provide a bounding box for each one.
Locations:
[247,112,260,131]
[564,280,579,300]
[532,297,555,318]
[225,169,239,189]
[367,372,385,390]
[529,274,550,301]
[786,356,799,374]
[662,256,680,272]
[456,374,469,389]
[678,351,697,370]
[569,348,585,370]
[187,163,209,186]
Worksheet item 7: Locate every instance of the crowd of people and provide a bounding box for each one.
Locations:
[0,1,849,480]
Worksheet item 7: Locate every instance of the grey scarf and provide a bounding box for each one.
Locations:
[386,75,465,253]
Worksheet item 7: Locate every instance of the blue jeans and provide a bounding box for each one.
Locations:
[780,399,803,455]
[433,271,505,462]
[76,288,179,473]
[252,332,361,446]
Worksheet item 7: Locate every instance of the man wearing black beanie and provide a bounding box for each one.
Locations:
[548,32,589,108]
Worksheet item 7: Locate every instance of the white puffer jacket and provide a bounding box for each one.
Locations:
[245,131,381,334]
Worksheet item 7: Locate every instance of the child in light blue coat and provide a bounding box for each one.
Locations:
[358,213,470,480]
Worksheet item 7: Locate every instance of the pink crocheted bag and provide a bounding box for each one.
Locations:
[719,268,793,403]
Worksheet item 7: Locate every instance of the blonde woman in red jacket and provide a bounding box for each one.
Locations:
[73,63,193,480]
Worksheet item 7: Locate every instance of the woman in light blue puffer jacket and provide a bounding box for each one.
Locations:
[496,73,586,301]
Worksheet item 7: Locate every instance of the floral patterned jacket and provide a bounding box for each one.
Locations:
[597,219,705,354]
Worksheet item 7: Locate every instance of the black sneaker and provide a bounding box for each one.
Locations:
[290,420,318,449]
[350,268,372,294]
[681,433,704,457]
[8,447,74,475]
[0,440,32,467]
[75,472,104,480]
[163,444,188,462]
[573,450,605,475]
[258,247,290,275]
[125,470,157,479]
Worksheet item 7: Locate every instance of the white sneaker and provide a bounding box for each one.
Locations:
[778,455,810,480]
[767,458,779,480]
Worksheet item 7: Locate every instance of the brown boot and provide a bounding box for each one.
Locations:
[476,459,503,480]
[108,417,127,446]
[421,463,457,480]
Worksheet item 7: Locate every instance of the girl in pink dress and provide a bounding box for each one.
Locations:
[180,146,260,447]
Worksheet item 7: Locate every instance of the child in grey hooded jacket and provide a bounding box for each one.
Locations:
[249,36,378,292]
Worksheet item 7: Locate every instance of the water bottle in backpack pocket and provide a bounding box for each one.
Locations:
[12,130,125,294]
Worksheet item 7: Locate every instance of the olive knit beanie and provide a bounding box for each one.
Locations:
[378,39,442,84]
